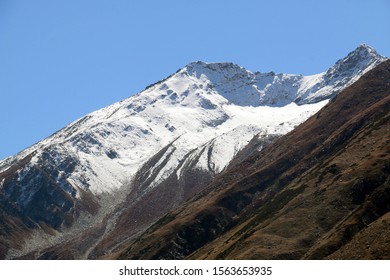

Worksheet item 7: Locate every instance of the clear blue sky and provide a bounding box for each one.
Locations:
[0,0,389,160]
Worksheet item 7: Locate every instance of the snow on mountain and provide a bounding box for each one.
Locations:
[295,44,386,104]
[0,45,386,199]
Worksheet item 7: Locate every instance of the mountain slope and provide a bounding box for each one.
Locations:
[0,44,386,259]
[116,59,390,260]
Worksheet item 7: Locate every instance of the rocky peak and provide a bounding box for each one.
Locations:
[182,61,252,85]
[325,44,386,79]
[354,43,382,58]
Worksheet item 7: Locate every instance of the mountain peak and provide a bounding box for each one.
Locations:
[352,43,384,60]
[324,44,386,82]
[347,43,386,63]
[183,61,245,76]
[358,43,374,50]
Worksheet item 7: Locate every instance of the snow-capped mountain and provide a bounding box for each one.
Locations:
[0,44,386,259]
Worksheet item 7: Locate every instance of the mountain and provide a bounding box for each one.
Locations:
[0,44,386,259]
[117,59,390,260]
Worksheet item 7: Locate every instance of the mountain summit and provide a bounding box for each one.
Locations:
[0,45,387,259]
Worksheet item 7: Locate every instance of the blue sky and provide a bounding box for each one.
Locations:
[0,0,389,160]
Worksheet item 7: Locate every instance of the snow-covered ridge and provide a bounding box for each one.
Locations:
[0,44,386,197]
[181,44,386,106]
